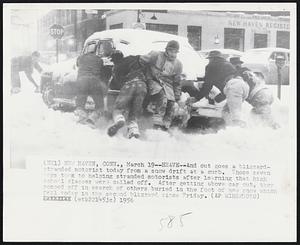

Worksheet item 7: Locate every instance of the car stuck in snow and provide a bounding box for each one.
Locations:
[39,29,287,131]
[40,29,206,112]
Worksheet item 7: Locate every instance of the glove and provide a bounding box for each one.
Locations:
[208,86,221,100]
[185,97,197,106]
[207,97,215,105]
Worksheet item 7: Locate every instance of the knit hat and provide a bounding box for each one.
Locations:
[166,40,180,51]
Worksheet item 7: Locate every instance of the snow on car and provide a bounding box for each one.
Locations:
[85,29,206,80]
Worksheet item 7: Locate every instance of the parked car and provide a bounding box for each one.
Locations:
[241,48,290,85]
[40,29,207,113]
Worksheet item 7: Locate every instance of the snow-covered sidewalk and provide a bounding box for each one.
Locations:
[6,71,292,169]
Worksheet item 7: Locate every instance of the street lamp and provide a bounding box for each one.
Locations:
[150,13,157,20]
[214,35,220,44]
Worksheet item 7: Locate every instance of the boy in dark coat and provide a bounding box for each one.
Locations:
[107,51,148,138]
[74,46,107,124]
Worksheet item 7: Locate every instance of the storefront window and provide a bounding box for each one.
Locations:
[110,23,123,29]
[224,28,245,51]
[146,23,178,35]
[254,33,268,48]
[276,31,290,49]
[187,25,202,51]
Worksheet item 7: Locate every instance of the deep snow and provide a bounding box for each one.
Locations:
[7,69,293,169]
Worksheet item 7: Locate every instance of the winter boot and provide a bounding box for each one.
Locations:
[86,110,102,125]
[127,121,140,139]
[74,108,89,124]
[107,114,125,137]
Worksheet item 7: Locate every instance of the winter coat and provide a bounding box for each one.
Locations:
[11,55,43,74]
[109,55,146,91]
[195,57,236,101]
[76,53,103,79]
[140,51,183,101]
[246,79,274,109]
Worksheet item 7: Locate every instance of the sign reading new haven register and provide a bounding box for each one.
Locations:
[228,20,290,30]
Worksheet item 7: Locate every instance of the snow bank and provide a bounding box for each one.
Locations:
[8,70,293,169]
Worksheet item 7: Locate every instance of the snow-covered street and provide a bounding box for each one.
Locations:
[7,69,293,169]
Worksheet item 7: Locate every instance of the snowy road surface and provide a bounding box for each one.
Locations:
[6,70,293,169]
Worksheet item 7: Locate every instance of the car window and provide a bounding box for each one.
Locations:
[270,52,286,61]
[83,42,97,54]
[96,40,114,57]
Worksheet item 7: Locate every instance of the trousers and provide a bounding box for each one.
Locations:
[76,75,107,112]
[113,78,147,123]
[151,89,175,128]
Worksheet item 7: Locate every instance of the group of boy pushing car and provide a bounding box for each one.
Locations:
[74,40,279,138]
[11,40,279,138]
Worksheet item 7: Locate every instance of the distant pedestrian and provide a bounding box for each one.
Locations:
[11,51,43,94]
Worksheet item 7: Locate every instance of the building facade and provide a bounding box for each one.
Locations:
[105,10,290,51]
[37,10,106,56]
[37,9,290,58]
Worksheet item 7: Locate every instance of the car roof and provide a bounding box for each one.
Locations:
[85,28,190,47]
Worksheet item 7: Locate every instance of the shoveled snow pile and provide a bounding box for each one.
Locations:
[7,70,292,169]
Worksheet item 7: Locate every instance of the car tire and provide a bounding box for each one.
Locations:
[42,87,55,107]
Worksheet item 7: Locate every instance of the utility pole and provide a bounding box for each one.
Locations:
[137,9,141,23]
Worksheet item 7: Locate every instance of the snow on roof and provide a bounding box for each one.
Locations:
[84,28,190,47]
